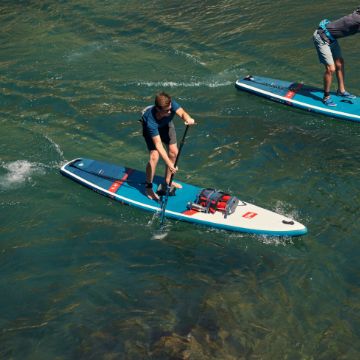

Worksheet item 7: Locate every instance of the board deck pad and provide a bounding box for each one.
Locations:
[60,158,307,236]
[235,75,360,123]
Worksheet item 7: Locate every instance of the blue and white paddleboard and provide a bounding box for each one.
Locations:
[235,75,360,123]
[60,158,307,236]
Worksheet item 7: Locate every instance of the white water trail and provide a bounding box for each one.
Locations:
[43,133,66,169]
[135,80,232,88]
[0,160,46,190]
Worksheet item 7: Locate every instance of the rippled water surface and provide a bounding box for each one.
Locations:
[1,1,360,359]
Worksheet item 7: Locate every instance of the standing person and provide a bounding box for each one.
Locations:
[313,7,360,107]
[141,92,195,201]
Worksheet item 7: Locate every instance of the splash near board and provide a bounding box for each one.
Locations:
[60,158,307,236]
[235,75,360,123]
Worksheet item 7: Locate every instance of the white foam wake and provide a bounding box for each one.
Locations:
[135,80,232,88]
[44,134,64,159]
[0,160,45,190]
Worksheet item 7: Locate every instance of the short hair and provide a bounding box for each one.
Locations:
[155,92,171,108]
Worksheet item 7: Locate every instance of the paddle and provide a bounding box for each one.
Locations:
[68,163,146,185]
[160,124,190,227]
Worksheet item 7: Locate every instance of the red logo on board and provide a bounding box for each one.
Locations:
[242,212,258,219]
[285,83,303,99]
[109,181,122,193]
[108,168,134,193]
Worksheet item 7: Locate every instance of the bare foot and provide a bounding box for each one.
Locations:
[171,181,182,189]
[146,187,160,201]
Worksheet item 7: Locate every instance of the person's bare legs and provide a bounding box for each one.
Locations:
[335,57,345,94]
[145,150,160,200]
[165,143,182,189]
[323,63,336,98]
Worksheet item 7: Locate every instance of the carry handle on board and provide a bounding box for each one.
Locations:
[160,125,190,227]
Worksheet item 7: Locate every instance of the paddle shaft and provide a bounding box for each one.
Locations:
[168,124,189,187]
[244,76,299,91]
[160,125,190,226]
[69,164,145,185]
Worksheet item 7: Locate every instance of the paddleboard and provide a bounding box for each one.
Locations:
[60,158,307,236]
[235,75,360,123]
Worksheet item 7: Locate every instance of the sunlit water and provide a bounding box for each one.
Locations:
[1,1,360,359]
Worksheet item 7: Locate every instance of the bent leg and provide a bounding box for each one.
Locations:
[323,63,336,97]
[146,150,160,200]
[335,57,345,94]
[165,143,182,188]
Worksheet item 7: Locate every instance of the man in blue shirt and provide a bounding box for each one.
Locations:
[141,92,195,200]
[313,7,360,106]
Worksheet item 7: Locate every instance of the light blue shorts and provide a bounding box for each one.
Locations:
[313,30,342,65]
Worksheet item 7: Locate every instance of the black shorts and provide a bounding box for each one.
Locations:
[143,122,177,151]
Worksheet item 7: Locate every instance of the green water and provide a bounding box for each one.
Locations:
[1,1,360,359]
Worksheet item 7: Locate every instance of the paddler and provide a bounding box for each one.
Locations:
[140,92,195,200]
[313,7,360,106]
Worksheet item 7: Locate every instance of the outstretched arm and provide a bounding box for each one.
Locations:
[176,107,195,125]
[152,135,177,174]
